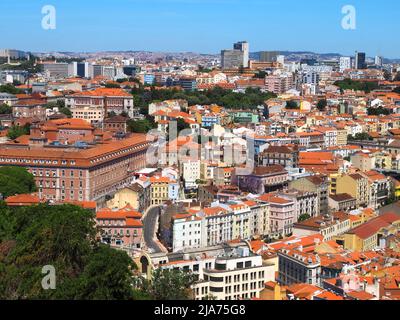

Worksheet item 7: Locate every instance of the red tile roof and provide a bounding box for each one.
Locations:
[5,193,43,206]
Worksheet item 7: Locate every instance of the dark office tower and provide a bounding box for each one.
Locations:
[123,65,139,77]
[76,62,89,78]
[233,41,249,68]
[259,51,280,62]
[221,49,244,70]
[355,51,366,70]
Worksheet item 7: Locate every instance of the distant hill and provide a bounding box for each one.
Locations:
[250,51,400,63]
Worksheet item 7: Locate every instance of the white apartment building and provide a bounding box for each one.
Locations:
[345,123,364,137]
[171,201,270,252]
[158,247,275,300]
[246,200,270,238]
[292,211,352,241]
[172,214,203,252]
[315,127,338,148]
[278,190,319,220]
[278,249,322,286]
[200,206,235,247]
[339,57,352,72]
[180,159,201,189]
[199,252,274,300]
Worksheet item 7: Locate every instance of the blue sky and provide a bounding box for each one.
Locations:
[0,0,399,58]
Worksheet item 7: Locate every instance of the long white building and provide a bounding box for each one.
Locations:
[152,245,275,300]
[172,200,270,252]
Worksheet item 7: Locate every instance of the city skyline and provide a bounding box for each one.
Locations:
[2,0,400,305]
[0,0,398,58]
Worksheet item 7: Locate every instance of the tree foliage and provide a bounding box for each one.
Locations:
[347,132,372,141]
[146,269,197,300]
[0,103,12,114]
[367,106,390,116]
[45,100,71,117]
[334,78,379,93]
[298,214,311,222]
[176,118,190,132]
[0,166,37,198]
[286,100,299,109]
[0,204,139,300]
[0,84,23,95]
[7,124,30,140]
[132,86,276,113]
[0,202,197,300]
[127,117,157,133]
[317,99,327,111]
[105,83,121,89]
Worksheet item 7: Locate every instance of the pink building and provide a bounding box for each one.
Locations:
[265,74,294,94]
[258,193,295,238]
[96,204,143,249]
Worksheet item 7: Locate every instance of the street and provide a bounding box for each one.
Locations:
[142,206,164,253]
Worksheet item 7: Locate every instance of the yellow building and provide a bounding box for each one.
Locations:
[230,203,251,240]
[336,173,369,207]
[364,121,378,133]
[392,178,400,199]
[150,176,172,205]
[350,152,374,172]
[336,129,348,146]
[374,151,392,170]
[199,162,216,181]
[106,180,150,212]
[344,212,400,251]
[329,172,340,195]
[347,208,376,229]
[259,281,286,300]
[107,187,141,210]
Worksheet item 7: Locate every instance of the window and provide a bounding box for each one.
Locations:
[210,276,223,282]
[210,287,223,293]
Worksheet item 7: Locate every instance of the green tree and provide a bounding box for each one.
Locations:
[383,70,392,81]
[254,71,267,79]
[0,84,23,95]
[59,106,72,117]
[0,103,12,114]
[147,269,196,300]
[105,83,121,88]
[317,99,327,111]
[286,100,299,109]
[298,214,311,222]
[367,106,390,116]
[127,117,156,133]
[334,79,379,93]
[0,204,141,300]
[71,245,137,300]
[0,166,37,198]
[130,86,276,112]
[7,124,30,140]
[353,132,371,141]
[176,118,190,132]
